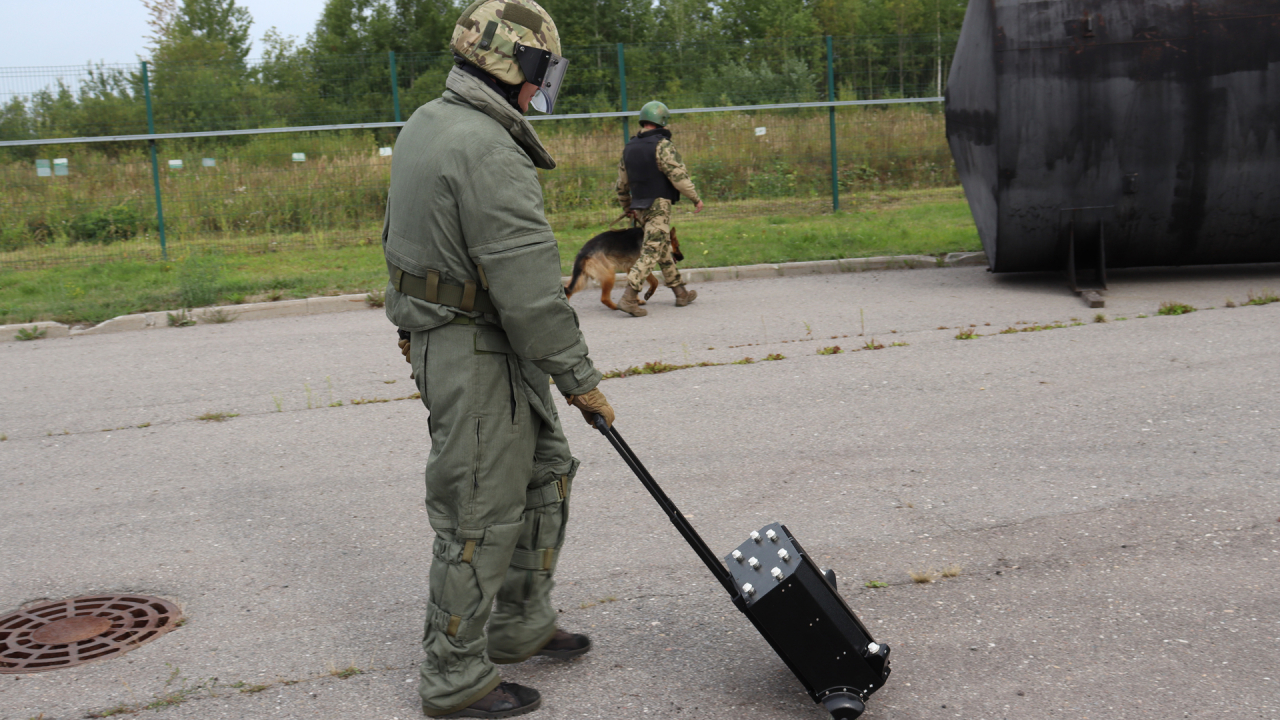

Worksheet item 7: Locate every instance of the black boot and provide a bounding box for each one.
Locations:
[535,629,592,660]
[429,682,541,718]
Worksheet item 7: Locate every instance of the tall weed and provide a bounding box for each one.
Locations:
[178,251,224,308]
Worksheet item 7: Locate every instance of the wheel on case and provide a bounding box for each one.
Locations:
[822,567,838,590]
[821,691,865,719]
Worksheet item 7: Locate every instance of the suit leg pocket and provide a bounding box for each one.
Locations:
[474,332,522,429]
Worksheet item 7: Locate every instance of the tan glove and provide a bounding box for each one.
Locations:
[566,388,614,427]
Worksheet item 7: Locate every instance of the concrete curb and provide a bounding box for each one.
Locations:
[1,321,70,342]
[585,252,971,289]
[1,251,986,342]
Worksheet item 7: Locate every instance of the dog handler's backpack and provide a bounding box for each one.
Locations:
[593,418,891,719]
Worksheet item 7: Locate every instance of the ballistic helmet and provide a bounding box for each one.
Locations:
[451,0,570,113]
[638,100,671,127]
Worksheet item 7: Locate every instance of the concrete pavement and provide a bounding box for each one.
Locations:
[1,263,1278,720]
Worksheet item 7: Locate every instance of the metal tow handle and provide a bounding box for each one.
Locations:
[591,414,737,596]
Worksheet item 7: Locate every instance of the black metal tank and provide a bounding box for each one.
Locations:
[945,0,1280,273]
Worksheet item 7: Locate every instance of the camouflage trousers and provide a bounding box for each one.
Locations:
[626,199,684,292]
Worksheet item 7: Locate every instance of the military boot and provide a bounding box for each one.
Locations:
[492,628,593,665]
[535,629,592,660]
[427,682,541,718]
[617,286,648,317]
[672,284,698,307]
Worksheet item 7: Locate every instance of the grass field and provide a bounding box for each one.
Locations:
[1,104,953,264]
[0,190,978,326]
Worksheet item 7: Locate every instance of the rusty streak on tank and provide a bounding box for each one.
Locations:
[945,0,1280,273]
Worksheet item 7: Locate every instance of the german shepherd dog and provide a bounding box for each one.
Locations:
[564,226,684,310]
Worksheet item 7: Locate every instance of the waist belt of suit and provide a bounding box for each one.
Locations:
[392,265,497,315]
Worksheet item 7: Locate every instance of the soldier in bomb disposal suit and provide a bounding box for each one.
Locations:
[382,0,614,717]
[613,100,704,317]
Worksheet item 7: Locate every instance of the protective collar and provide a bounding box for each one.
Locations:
[445,66,557,170]
[456,59,523,111]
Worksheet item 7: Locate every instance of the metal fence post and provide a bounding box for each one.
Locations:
[617,43,629,143]
[826,36,840,213]
[389,51,402,123]
[140,61,168,261]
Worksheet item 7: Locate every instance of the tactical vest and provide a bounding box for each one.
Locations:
[623,129,681,210]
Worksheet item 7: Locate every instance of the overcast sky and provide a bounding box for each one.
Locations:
[0,0,330,68]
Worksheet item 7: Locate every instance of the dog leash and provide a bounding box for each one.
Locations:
[607,212,641,230]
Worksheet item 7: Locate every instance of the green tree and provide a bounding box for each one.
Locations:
[719,56,819,104]
[308,0,458,122]
[636,0,725,107]
[708,0,822,104]
[311,0,456,55]
[150,34,253,131]
[142,0,180,52]
[655,0,719,44]
[812,0,964,99]
[394,0,461,53]
[173,0,255,63]
[0,97,30,143]
[251,29,326,125]
[25,66,145,142]
[75,66,148,140]
[715,0,820,40]
[518,0,656,113]
[540,0,655,47]
[312,0,396,56]
[141,0,256,131]
[813,0,965,37]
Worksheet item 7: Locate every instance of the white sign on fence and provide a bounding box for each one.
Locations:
[292,152,306,162]
[35,159,51,177]
[379,147,392,157]
[53,158,69,176]
[754,127,767,136]
[202,158,217,167]
[168,159,184,169]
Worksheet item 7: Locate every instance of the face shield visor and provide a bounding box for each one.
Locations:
[514,43,570,114]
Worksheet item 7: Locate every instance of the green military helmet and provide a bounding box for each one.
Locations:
[452,0,562,86]
[638,101,671,127]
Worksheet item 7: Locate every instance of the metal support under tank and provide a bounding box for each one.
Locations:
[1061,206,1112,307]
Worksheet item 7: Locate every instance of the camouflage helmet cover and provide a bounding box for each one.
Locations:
[638,100,671,127]
[452,0,562,86]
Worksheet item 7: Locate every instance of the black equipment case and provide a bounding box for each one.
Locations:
[594,419,891,718]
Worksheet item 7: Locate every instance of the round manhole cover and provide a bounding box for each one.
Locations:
[0,595,182,674]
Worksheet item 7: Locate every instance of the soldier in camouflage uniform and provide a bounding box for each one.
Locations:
[384,1,614,717]
[614,100,704,317]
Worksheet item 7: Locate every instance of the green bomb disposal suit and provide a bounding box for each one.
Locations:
[382,66,602,715]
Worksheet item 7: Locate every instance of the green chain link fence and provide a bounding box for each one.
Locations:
[1,34,958,269]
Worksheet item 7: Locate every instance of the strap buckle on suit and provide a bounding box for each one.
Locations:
[511,547,557,571]
[525,475,569,509]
